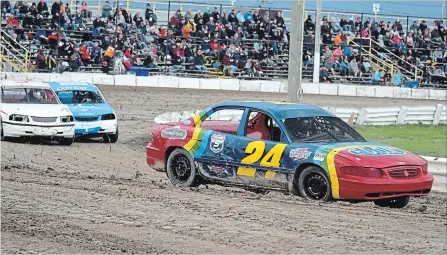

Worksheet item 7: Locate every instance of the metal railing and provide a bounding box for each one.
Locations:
[348,37,422,80]
[0,28,30,72]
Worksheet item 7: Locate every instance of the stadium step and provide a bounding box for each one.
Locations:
[348,37,421,81]
[0,28,31,73]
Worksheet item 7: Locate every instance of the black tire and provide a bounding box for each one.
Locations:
[0,121,5,141]
[298,166,332,202]
[166,148,198,187]
[103,128,119,143]
[59,137,74,146]
[374,196,410,208]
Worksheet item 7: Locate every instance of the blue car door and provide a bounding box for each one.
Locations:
[234,110,289,188]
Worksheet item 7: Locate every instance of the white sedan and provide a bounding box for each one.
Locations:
[0,80,75,145]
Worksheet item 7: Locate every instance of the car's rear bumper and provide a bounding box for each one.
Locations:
[74,120,117,136]
[3,122,74,138]
[146,144,165,171]
[338,174,434,200]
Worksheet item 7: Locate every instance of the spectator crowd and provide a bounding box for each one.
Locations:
[1,0,446,86]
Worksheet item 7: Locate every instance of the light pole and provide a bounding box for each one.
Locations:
[287,0,305,102]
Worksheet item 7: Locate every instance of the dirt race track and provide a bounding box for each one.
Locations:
[2,86,446,254]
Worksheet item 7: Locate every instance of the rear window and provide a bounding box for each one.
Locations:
[283,116,366,143]
[1,88,58,104]
[56,90,104,104]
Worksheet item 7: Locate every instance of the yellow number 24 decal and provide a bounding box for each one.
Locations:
[241,141,287,167]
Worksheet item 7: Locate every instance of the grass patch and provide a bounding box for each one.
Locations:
[356,125,447,158]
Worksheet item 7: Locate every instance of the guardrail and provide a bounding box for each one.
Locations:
[153,105,447,126]
[2,72,447,101]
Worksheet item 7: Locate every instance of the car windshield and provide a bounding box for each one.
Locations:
[283,116,366,143]
[56,90,104,104]
[1,87,58,104]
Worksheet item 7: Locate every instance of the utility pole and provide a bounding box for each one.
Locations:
[287,0,305,102]
[312,0,322,83]
[442,0,446,20]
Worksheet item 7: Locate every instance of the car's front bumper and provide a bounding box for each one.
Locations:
[74,120,117,136]
[3,122,75,138]
[338,174,434,200]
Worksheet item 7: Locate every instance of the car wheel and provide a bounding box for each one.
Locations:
[374,196,410,208]
[298,166,332,202]
[0,121,5,141]
[59,137,74,146]
[103,128,119,143]
[166,148,198,187]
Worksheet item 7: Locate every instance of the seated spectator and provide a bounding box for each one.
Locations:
[51,0,62,16]
[2,1,12,17]
[194,50,207,71]
[320,66,331,83]
[102,0,113,19]
[393,70,404,86]
[371,69,384,85]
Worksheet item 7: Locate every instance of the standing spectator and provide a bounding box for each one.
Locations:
[304,15,314,32]
[51,0,62,16]
[145,3,156,26]
[80,1,91,19]
[194,50,207,71]
[36,49,46,70]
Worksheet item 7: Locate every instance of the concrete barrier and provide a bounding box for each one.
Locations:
[356,86,376,97]
[374,86,396,98]
[319,83,338,95]
[411,88,429,100]
[49,73,71,82]
[179,77,200,89]
[338,84,357,97]
[158,76,179,88]
[260,80,281,93]
[240,80,261,92]
[429,89,447,101]
[199,78,220,90]
[392,87,412,99]
[3,72,447,101]
[114,74,136,86]
[301,83,320,94]
[92,74,115,85]
[136,76,158,87]
[220,79,240,91]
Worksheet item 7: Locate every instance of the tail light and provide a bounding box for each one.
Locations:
[421,163,428,175]
[341,166,383,178]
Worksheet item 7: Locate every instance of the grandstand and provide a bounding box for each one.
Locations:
[0,0,446,88]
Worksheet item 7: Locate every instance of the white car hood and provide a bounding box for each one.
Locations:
[1,103,72,117]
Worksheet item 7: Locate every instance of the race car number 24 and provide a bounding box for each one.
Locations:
[241,141,287,167]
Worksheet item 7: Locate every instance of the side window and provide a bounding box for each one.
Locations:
[201,109,244,135]
[246,111,282,142]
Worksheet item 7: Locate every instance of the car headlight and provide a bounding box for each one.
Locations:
[101,113,116,120]
[60,115,74,123]
[9,114,29,122]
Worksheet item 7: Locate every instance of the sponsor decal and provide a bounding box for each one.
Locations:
[348,147,406,156]
[161,126,187,140]
[56,86,90,91]
[289,148,311,161]
[210,133,225,153]
[313,152,325,161]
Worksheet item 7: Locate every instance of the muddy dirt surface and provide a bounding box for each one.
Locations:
[2,87,446,254]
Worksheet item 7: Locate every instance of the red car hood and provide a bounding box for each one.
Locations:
[335,145,427,168]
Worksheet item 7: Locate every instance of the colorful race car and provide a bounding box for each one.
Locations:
[146,102,433,208]
[0,80,75,145]
[49,82,118,142]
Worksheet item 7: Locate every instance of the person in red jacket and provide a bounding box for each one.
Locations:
[209,39,222,54]
[6,15,19,27]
